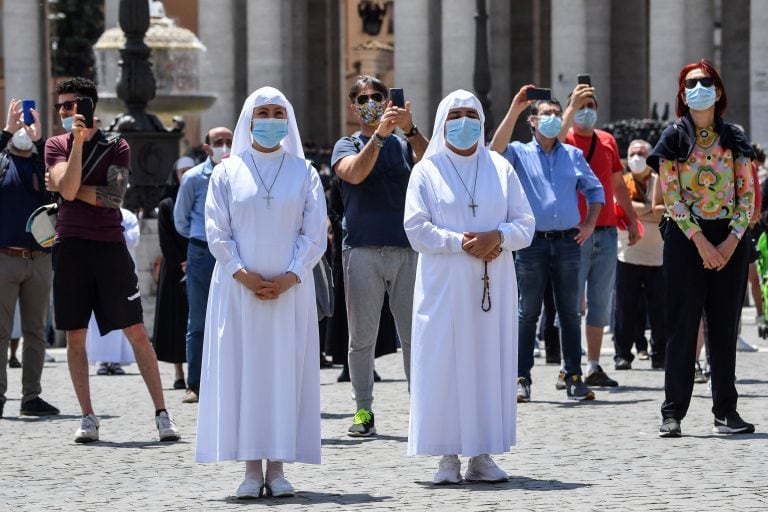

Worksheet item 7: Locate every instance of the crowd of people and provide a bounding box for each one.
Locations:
[0,58,763,498]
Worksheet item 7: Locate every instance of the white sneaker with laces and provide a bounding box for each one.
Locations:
[433,455,462,485]
[156,411,181,441]
[464,454,509,483]
[265,475,295,497]
[736,336,758,352]
[236,478,264,499]
[74,413,100,443]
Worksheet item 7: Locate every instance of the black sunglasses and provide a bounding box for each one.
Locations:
[55,100,76,111]
[684,77,715,89]
[355,93,384,105]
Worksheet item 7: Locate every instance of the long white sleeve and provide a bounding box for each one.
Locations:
[120,208,141,260]
[204,164,245,277]
[285,165,328,283]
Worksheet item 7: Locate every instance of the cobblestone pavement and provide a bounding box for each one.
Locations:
[2,310,767,511]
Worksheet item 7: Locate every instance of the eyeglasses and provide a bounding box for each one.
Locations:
[55,100,76,111]
[355,93,384,105]
[684,77,715,89]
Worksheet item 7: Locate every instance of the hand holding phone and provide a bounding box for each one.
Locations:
[389,88,405,108]
[22,99,35,126]
[76,97,94,128]
[577,74,591,86]
[526,88,552,101]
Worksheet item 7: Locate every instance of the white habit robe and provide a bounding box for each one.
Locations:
[404,148,534,456]
[195,146,327,464]
[85,208,138,365]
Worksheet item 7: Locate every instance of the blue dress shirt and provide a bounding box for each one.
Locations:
[173,158,214,242]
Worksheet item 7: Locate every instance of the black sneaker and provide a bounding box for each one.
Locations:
[348,409,376,437]
[555,371,566,390]
[20,397,60,416]
[8,356,21,368]
[659,417,682,437]
[565,375,595,400]
[0,396,5,419]
[713,412,755,434]
[516,377,531,403]
[614,357,631,371]
[651,359,665,370]
[585,366,619,387]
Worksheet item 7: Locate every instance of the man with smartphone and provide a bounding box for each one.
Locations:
[490,84,604,402]
[559,77,641,388]
[331,75,428,437]
[0,99,60,419]
[45,77,180,443]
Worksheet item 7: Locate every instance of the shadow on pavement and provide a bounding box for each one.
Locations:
[219,491,391,505]
[320,412,354,420]
[534,398,654,407]
[322,434,407,445]
[414,476,590,491]
[4,414,118,422]
[86,440,189,448]
[685,432,768,440]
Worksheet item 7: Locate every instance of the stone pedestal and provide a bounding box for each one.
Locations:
[750,0,768,146]
[135,219,162,334]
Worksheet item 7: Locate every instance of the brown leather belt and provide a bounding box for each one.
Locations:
[0,247,44,259]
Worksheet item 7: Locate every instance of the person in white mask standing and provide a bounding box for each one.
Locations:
[0,99,60,419]
[405,90,535,484]
[173,126,232,405]
[612,140,666,372]
[195,87,327,499]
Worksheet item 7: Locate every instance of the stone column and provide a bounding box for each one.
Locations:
[441,0,475,96]
[199,0,242,132]
[104,0,120,28]
[2,1,48,129]
[750,0,768,145]
[610,0,649,120]
[246,0,286,91]
[394,0,441,134]
[721,0,750,131]
[550,0,587,110]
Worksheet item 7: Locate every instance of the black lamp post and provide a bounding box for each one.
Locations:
[108,0,182,215]
[473,0,493,139]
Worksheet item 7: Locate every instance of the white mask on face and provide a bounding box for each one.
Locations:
[628,154,647,173]
[11,128,33,151]
[211,145,230,163]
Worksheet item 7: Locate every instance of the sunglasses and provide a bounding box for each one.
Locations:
[684,77,715,89]
[55,100,76,111]
[355,93,384,105]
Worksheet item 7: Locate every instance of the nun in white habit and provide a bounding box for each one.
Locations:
[404,90,535,484]
[195,87,327,499]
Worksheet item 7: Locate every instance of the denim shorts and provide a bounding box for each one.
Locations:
[578,227,618,327]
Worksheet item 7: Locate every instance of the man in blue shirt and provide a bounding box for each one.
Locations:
[491,84,604,402]
[173,126,232,404]
[331,76,428,436]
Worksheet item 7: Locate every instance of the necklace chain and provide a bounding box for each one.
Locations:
[446,154,479,216]
[249,152,286,208]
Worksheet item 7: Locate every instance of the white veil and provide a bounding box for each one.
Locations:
[423,89,485,159]
[230,86,305,159]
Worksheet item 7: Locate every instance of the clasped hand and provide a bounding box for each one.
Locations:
[234,269,296,300]
[693,232,738,271]
[462,231,502,262]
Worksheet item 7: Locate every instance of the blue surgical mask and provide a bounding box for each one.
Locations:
[445,117,482,150]
[61,115,74,132]
[536,114,562,139]
[685,83,717,111]
[251,119,289,149]
[574,108,597,129]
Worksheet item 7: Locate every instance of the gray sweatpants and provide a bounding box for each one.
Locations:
[343,246,417,411]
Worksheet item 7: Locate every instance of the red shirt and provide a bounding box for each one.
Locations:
[566,128,623,227]
[45,131,131,242]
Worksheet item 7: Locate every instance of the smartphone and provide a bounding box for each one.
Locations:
[577,74,592,86]
[389,88,405,108]
[526,88,552,101]
[22,99,35,125]
[76,97,94,128]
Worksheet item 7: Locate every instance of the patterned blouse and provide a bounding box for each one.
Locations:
[659,125,754,239]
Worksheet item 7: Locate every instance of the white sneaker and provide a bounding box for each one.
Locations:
[44,351,56,363]
[74,413,100,443]
[433,455,462,485]
[265,476,295,497]
[156,411,181,441]
[236,478,264,499]
[464,454,509,483]
[736,336,758,352]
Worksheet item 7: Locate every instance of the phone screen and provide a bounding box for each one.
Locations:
[22,99,35,126]
[577,74,592,86]
[389,88,405,108]
[526,88,552,101]
[76,97,94,128]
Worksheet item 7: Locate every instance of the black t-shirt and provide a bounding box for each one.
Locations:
[330,132,413,249]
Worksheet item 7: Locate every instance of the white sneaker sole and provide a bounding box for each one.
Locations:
[74,433,99,443]
[464,473,509,483]
[712,425,754,434]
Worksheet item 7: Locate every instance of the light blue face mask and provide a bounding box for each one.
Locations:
[685,83,717,111]
[61,116,74,132]
[251,118,289,149]
[536,114,562,139]
[574,107,597,129]
[445,117,482,150]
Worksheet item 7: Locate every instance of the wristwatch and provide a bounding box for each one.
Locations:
[404,125,419,138]
[373,132,387,148]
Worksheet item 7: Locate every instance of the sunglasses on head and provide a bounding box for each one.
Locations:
[355,93,384,105]
[55,100,76,111]
[684,77,715,89]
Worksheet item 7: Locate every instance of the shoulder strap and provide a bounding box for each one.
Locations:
[585,132,598,163]
[0,151,9,186]
[81,133,122,183]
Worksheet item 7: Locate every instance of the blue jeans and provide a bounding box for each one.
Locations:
[578,227,618,327]
[516,235,583,382]
[185,240,216,392]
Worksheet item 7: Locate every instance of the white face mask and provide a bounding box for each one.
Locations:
[628,154,647,173]
[211,145,230,163]
[11,128,33,151]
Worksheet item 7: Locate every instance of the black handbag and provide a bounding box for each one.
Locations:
[313,255,335,320]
